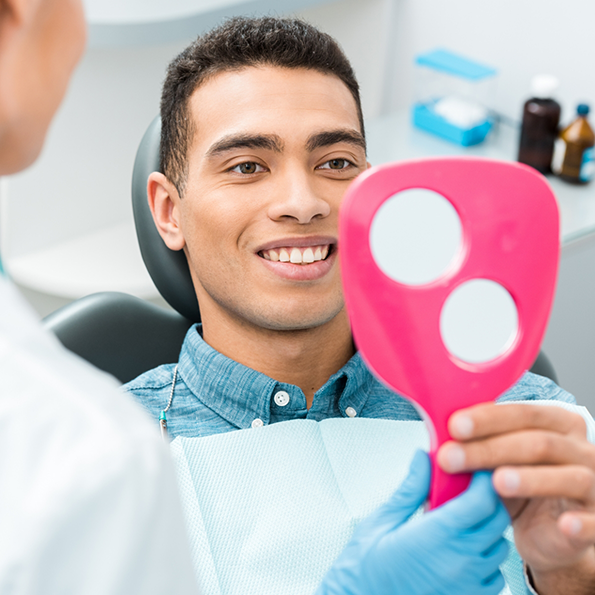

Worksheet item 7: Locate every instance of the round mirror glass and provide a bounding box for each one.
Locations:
[370,188,462,285]
[440,279,519,364]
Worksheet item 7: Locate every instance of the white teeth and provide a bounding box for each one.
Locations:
[261,244,330,264]
[290,248,302,263]
[279,249,290,262]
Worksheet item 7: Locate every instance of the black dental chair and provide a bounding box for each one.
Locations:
[43,116,559,386]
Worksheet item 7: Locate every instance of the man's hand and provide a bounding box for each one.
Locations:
[437,402,595,595]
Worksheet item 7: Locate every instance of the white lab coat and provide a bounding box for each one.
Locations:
[0,277,199,594]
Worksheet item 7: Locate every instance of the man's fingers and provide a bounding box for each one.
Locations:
[449,403,587,441]
[559,511,595,548]
[438,430,595,473]
[493,465,595,502]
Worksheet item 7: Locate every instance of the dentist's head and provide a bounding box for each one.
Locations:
[0,0,86,175]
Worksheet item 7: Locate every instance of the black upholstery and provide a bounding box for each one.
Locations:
[43,116,560,387]
[44,292,193,384]
[529,350,558,385]
[131,115,200,323]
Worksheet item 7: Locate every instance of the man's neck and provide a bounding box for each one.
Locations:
[201,309,354,409]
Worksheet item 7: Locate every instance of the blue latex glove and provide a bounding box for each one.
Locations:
[318,450,510,595]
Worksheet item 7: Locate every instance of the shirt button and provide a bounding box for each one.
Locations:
[251,418,264,428]
[345,407,357,418]
[274,391,290,407]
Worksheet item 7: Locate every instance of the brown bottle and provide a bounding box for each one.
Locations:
[518,75,561,174]
[553,104,595,184]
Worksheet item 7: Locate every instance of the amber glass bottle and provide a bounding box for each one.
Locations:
[518,75,561,174]
[553,104,595,184]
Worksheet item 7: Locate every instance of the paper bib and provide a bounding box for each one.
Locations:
[168,416,554,595]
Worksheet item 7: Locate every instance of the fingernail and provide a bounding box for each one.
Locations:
[452,414,474,438]
[565,516,583,536]
[502,469,520,493]
[444,445,466,472]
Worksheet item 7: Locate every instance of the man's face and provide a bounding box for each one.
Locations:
[176,66,368,332]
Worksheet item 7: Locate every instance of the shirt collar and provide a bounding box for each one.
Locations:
[178,325,374,429]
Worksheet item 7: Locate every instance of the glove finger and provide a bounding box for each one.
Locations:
[461,499,511,552]
[458,542,508,595]
[438,471,501,530]
[479,570,506,594]
[352,450,430,541]
[438,537,508,593]
[456,539,509,594]
[480,537,510,569]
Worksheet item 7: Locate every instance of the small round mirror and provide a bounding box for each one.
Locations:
[370,188,462,285]
[440,279,519,364]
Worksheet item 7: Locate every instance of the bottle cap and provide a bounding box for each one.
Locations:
[530,74,559,99]
[577,104,590,116]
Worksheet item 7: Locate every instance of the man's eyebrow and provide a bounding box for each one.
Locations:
[205,133,284,158]
[306,129,367,153]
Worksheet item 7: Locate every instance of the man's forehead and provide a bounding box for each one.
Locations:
[186,65,361,152]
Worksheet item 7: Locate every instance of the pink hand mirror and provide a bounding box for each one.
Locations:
[339,157,559,509]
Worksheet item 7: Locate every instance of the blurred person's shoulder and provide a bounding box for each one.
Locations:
[0,277,198,593]
[0,277,167,492]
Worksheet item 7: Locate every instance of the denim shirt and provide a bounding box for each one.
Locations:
[124,324,574,440]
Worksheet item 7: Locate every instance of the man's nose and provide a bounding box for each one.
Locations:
[267,169,331,224]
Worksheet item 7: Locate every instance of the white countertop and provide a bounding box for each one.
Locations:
[7,222,157,299]
[365,110,595,245]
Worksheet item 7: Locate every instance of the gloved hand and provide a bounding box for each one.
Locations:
[317,450,510,595]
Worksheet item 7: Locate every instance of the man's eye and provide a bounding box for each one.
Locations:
[319,159,352,170]
[230,162,264,174]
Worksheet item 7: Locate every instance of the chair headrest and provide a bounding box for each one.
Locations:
[131,116,201,322]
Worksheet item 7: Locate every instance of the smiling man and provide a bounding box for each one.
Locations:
[152,66,364,411]
[125,17,595,595]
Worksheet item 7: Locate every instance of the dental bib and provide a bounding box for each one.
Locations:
[169,415,572,595]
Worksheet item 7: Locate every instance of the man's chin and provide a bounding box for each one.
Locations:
[196,284,346,334]
[228,300,347,334]
[250,310,343,333]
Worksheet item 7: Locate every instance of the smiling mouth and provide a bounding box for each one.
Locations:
[258,244,333,265]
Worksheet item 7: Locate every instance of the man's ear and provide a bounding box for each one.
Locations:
[366,161,372,170]
[147,172,186,251]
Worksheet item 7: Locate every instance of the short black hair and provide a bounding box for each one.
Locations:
[160,16,364,195]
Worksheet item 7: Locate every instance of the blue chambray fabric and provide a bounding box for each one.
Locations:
[123,323,575,439]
